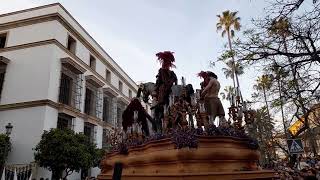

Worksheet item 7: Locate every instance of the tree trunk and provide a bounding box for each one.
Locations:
[283,37,318,156]
[227,28,243,103]
[262,87,275,160]
[276,75,287,138]
[263,87,271,122]
[52,170,63,180]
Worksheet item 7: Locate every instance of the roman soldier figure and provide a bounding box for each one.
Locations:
[154,51,178,107]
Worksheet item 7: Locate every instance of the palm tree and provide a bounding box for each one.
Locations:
[216,10,241,91]
[254,75,273,123]
[270,63,288,138]
[222,60,244,89]
[220,86,235,105]
[247,107,275,165]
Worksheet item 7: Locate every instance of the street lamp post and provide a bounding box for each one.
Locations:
[2,123,13,178]
[5,123,13,136]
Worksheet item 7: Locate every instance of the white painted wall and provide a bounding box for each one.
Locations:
[95,125,103,149]
[0,45,55,105]
[74,117,84,133]
[5,21,57,47]
[43,106,58,130]
[0,106,46,164]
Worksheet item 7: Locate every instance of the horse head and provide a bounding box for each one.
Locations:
[138,82,155,103]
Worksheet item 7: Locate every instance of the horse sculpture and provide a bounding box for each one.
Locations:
[137,82,194,133]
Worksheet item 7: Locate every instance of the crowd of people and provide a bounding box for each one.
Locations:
[271,156,320,179]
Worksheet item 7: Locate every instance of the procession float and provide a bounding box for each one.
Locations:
[98,51,275,180]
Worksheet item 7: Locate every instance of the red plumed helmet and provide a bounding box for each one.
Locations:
[197,71,208,79]
[156,51,176,69]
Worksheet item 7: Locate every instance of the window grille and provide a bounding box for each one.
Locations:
[0,65,6,100]
[59,67,83,111]
[84,122,95,142]
[112,97,117,126]
[96,88,103,119]
[102,129,112,150]
[84,83,103,119]
[0,33,7,48]
[103,95,112,123]
[71,118,75,131]
[75,74,83,110]
[57,113,73,130]
[93,126,97,143]
[84,88,93,115]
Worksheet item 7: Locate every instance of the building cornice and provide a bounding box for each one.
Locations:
[103,87,118,97]
[0,7,138,93]
[0,3,60,18]
[86,75,105,88]
[118,97,130,105]
[61,57,86,74]
[0,56,10,65]
[0,39,130,102]
[0,99,58,111]
[0,99,113,129]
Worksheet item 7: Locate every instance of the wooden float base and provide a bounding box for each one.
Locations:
[98,136,275,180]
[98,170,275,180]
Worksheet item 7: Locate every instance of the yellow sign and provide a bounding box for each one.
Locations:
[288,119,304,136]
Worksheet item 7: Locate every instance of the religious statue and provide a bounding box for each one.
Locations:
[122,98,155,136]
[154,51,178,107]
[198,71,227,127]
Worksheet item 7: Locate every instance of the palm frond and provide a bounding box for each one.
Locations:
[221,30,227,37]
[230,29,235,37]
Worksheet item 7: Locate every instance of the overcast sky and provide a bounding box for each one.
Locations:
[1,0,272,109]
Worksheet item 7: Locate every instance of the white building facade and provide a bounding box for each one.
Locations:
[0,3,144,179]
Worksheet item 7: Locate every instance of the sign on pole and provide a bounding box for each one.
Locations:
[287,139,304,154]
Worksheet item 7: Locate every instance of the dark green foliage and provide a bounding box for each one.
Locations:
[0,134,11,166]
[34,128,104,179]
